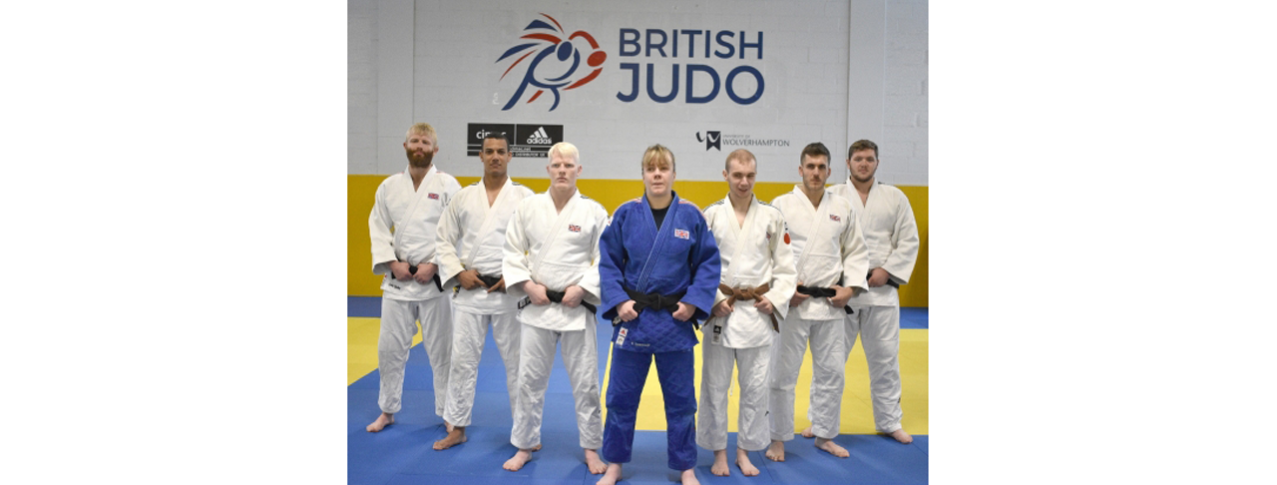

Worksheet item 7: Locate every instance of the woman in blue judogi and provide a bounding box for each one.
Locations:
[596,144,721,485]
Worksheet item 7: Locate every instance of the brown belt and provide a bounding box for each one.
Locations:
[718,283,779,332]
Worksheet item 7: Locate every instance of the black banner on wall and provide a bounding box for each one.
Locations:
[467,123,563,158]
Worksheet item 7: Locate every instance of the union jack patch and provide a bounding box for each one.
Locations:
[674,229,690,240]
[568,224,581,233]
[829,214,841,222]
[428,193,440,200]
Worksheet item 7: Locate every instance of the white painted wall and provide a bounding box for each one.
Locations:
[348,0,927,186]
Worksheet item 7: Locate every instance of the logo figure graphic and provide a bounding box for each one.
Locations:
[496,13,606,111]
[696,131,722,151]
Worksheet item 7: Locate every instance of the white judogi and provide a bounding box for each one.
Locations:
[830,178,919,433]
[768,186,869,441]
[697,195,797,452]
[502,189,608,449]
[436,178,533,427]
[368,164,461,416]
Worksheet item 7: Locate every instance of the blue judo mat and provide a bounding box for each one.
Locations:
[348,298,928,484]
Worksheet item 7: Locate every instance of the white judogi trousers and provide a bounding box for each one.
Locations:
[769,312,845,441]
[697,343,771,451]
[378,296,452,416]
[510,319,603,450]
[442,309,521,427]
[845,305,904,433]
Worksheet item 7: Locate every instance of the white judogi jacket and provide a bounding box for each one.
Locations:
[830,178,920,307]
[771,186,870,321]
[435,177,534,313]
[502,189,608,332]
[703,195,798,349]
[369,164,462,301]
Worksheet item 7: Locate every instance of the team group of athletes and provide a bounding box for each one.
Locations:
[365,122,920,485]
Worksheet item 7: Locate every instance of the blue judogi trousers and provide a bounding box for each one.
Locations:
[601,347,697,470]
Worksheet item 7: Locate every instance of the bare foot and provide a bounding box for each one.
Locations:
[432,427,467,450]
[446,421,454,433]
[735,449,760,476]
[801,425,814,438]
[815,437,849,458]
[889,428,913,444]
[532,444,542,452]
[680,468,700,485]
[764,440,785,462]
[595,463,622,485]
[710,449,729,476]
[503,449,533,471]
[584,449,607,474]
[366,413,394,432]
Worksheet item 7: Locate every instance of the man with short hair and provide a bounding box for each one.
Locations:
[766,142,869,461]
[432,133,534,450]
[366,122,462,434]
[501,142,609,474]
[827,139,920,445]
[698,149,797,477]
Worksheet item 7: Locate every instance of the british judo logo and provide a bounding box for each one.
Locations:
[496,13,606,111]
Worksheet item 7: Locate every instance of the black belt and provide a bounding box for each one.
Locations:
[406,264,444,292]
[869,271,900,288]
[477,273,503,289]
[625,288,686,313]
[544,289,597,314]
[796,285,837,298]
[795,285,854,315]
[615,288,690,327]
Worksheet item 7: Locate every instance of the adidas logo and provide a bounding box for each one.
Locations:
[526,127,552,145]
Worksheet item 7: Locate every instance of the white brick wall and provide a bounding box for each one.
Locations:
[348,0,928,186]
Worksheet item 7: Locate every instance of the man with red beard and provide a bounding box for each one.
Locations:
[366,123,462,437]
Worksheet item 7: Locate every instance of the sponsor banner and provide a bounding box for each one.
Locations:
[467,123,563,158]
[695,130,791,151]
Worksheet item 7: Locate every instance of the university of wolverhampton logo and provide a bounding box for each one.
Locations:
[696,131,722,151]
[496,13,606,111]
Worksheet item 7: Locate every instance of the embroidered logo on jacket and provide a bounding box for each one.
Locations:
[428,193,440,200]
[568,224,582,232]
[674,229,690,240]
[829,214,840,222]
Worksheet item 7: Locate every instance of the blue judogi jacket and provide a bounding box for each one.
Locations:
[599,192,722,353]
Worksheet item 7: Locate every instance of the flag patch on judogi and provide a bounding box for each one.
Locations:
[568,224,581,232]
[674,229,690,240]
[829,214,840,222]
[428,193,440,200]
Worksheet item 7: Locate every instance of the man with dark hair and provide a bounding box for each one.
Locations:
[432,132,533,449]
[825,138,920,445]
[766,142,869,461]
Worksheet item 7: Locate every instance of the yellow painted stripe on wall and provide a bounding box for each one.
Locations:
[348,175,928,307]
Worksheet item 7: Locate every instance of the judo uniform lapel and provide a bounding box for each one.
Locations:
[634,193,679,294]
[463,178,519,269]
[531,190,579,276]
[392,164,440,266]
[789,185,834,279]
